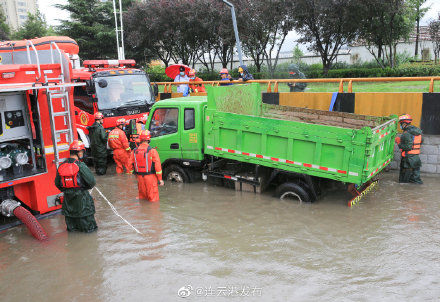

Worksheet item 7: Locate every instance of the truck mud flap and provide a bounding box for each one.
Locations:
[347,180,378,207]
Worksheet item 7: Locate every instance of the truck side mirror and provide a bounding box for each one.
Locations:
[85,80,95,95]
[153,83,159,97]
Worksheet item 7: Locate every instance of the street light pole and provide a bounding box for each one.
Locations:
[112,0,125,60]
[221,0,244,67]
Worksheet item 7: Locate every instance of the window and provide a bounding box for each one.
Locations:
[184,109,195,130]
[18,8,26,13]
[18,1,26,6]
[149,108,178,137]
[73,86,94,114]
[19,15,27,20]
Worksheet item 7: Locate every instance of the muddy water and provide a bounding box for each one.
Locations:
[1,171,440,301]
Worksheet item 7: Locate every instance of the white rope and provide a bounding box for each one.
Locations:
[93,187,142,235]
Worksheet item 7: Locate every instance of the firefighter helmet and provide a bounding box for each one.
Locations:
[219,68,229,75]
[69,140,85,151]
[399,114,412,123]
[94,112,104,120]
[139,130,151,141]
[116,118,126,126]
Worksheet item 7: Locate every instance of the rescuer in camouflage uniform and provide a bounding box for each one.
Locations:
[287,64,307,92]
[55,140,98,233]
[88,112,108,175]
[395,114,423,184]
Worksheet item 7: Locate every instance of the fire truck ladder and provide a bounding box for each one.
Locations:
[46,42,73,166]
[46,87,74,167]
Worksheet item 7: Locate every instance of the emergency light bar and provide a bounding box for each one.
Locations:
[83,59,136,69]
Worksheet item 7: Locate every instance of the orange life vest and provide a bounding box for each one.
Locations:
[58,160,81,188]
[402,134,422,157]
[133,146,156,175]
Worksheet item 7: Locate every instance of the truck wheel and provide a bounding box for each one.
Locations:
[164,164,189,183]
[275,182,311,203]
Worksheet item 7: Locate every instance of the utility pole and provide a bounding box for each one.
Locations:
[112,0,125,60]
[221,0,244,67]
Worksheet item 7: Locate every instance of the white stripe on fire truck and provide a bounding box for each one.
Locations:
[45,144,70,154]
[208,145,358,177]
[25,71,36,75]
[43,70,53,74]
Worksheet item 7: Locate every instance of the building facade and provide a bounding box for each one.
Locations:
[0,0,38,30]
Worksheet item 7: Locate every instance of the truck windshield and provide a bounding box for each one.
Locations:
[95,74,152,110]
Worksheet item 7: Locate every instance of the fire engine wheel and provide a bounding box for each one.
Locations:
[275,182,312,203]
[164,164,189,183]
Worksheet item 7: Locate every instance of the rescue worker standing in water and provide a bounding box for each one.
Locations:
[55,140,98,233]
[108,118,132,174]
[395,114,423,184]
[130,130,164,202]
[88,112,108,175]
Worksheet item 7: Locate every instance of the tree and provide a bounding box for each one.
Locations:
[408,0,429,57]
[290,0,359,73]
[292,44,304,65]
[358,0,415,68]
[56,0,135,60]
[13,11,50,40]
[429,14,440,63]
[0,4,10,40]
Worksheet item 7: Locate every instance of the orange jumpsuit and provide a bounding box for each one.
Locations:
[130,142,163,202]
[189,77,206,93]
[108,127,132,173]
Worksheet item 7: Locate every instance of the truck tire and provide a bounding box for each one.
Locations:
[275,182,312,203]
[164,164,189,183]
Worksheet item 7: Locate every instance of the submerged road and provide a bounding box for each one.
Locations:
[1,170,439,301]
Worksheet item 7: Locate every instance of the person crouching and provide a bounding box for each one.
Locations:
[130,130,164,202]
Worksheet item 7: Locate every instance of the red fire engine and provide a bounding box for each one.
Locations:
[0,38,82,240]
[72,59,155,148]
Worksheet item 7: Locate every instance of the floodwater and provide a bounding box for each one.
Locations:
[1,170,440,301]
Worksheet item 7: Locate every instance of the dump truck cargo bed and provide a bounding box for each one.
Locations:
[204,84,397,186]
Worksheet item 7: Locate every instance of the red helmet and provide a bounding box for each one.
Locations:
[69,140,85,151]
[94,112,104,120]
[188,69,196,77]
[399,114,412,123]
[116,118,126,126]
[219,68,229,74]
[139,130,151,141]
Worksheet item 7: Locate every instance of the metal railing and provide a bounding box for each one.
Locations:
[154,76,440,93]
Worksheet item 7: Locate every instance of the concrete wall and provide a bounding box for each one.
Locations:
[390,134,440,174]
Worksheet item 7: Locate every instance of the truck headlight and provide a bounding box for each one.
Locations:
[0,156,12,170]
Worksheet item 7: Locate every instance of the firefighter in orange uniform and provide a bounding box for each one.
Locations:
[188,69,206,93]
[130,130,164,202]
[108,118,132,174]
[129,113,148,149]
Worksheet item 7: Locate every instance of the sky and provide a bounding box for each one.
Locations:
[40,0,440,53]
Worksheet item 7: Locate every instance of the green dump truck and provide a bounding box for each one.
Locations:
[146,84,397,205]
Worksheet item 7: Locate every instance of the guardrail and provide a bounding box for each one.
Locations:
[153,76,440,93]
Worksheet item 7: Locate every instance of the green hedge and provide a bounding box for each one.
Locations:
[146,65,440,82]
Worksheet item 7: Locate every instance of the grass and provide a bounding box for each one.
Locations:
[157,80,440,94]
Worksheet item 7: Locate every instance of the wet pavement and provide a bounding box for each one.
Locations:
[1,170,440,301]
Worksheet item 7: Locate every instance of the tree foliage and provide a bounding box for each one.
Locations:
[0,4,10,40]
[357,0,415,68]
[290,0,359,72]
[12,11,52,40]
[429,14,440,63]
[56,0,135,60]
[408,0,429,57]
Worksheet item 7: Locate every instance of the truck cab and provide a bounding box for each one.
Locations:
[72,60,155,146]
[146,96,206,181]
